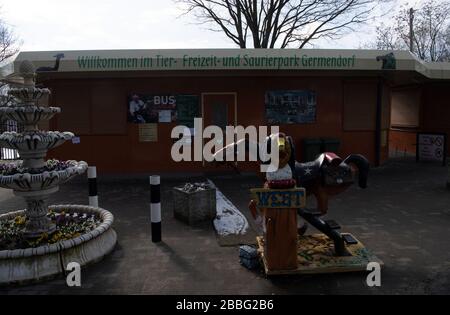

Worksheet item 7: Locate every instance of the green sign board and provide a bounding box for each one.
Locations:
[176,95,200,128]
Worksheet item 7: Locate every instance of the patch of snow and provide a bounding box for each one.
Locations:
[176,182,211,193]
[208,179,249,236]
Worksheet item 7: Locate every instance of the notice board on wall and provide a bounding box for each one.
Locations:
[265,90,316,124]
[416,133,447,166]
[139,124,158,142]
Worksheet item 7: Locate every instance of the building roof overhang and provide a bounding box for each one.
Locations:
[11,49,450,84]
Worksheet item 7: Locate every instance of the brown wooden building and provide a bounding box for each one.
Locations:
[11,49,450,173]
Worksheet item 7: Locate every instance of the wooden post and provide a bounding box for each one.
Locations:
[250,188,306,272]
[264,208,298,270]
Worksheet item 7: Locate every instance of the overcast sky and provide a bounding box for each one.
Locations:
[1,0,421,52]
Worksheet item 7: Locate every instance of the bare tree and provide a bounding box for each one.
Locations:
[373,0,450,62]
[178,0,386,48]
[0,16,18,65]
[0,14,19,109]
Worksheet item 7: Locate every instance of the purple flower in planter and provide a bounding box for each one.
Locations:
[55,213,66,226]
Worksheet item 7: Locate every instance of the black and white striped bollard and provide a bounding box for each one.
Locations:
[150,175,162,243]
[88,166,98,207]
[447,160,450,189]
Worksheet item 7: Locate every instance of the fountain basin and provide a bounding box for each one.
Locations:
[0,106,61,126]
[0,161,88,192]
[0,131,74,152]
[0,205,117,285]
[8,87,51,106]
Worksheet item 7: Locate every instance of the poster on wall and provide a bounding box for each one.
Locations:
[265,90,317,124]
[416,133,447,166]
[128,94,199,125]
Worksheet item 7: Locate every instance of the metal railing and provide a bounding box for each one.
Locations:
[0,120,22,160]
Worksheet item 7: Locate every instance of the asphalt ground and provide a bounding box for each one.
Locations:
[0,158,449,294]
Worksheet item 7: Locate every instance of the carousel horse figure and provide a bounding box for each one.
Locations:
[213,132,369,256]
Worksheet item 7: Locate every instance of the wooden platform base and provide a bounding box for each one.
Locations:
[257,234,383,276]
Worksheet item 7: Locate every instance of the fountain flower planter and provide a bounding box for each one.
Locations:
[0,205,116,285]
[0,60,117,285]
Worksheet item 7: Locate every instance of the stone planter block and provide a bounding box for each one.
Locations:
[173,187,216,225]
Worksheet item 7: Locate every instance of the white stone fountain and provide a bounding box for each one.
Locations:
[0,61,117,284]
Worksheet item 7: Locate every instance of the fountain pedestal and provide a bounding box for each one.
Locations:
[15,188,58,238]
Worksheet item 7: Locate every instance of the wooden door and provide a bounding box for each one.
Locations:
[202,93,237,167]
